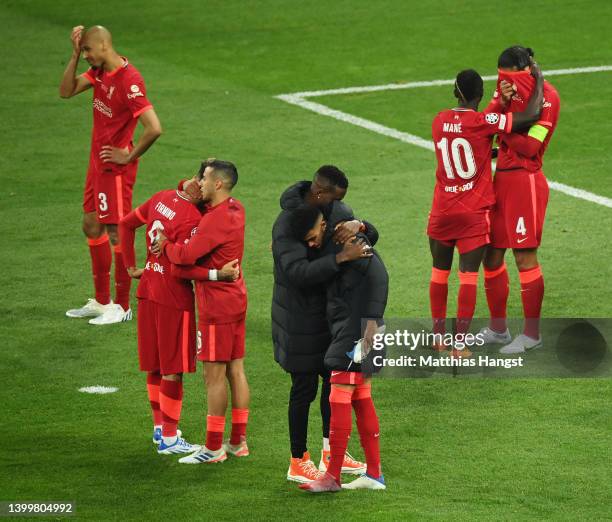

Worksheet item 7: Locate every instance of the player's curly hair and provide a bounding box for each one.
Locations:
[454,69,483,103]
[498,45,535,70]
[288,205,323,241]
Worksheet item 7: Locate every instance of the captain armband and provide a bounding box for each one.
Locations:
[528,124,549,143]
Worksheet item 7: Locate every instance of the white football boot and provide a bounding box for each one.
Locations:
[478,326,512,344]
[88,304,132,325]
[342,474,386,490]
[157,436,201,455]
[179,445,227,464]
[66,298,111,318]
[499,334,542,354]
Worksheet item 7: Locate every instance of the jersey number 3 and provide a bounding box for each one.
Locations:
[436,137,476,180]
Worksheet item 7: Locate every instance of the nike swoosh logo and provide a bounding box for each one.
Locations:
[331,371,342,377]
[99,214,109,219]
[517,237,528,243]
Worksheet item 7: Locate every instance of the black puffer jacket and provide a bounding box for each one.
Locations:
[322,207,389,374]
[271,181,378,373]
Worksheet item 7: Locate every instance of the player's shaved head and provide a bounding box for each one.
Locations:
[82,25,113,45]
[80,25,117,68]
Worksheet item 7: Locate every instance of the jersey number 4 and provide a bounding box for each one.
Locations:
[436,137,476,180]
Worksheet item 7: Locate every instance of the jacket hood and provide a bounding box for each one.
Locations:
[280,181,310,211]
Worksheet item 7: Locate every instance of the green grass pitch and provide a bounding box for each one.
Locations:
[1,1,611,520]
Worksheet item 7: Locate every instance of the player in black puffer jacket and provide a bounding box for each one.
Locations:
[271,166,378,481]
[287,205,388,493]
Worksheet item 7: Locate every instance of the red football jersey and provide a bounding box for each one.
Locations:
[495,81,560,173]
[164,197,247,325]
[431,108,513,215]
[121,190,202,311]
[82,58,152,174]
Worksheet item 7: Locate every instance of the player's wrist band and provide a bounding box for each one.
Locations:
[209,269,218,281]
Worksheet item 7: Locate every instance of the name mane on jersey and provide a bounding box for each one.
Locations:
[443,122,462,133]
[154,202,176,220]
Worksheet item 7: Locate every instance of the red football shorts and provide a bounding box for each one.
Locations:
[490,170,549,249]
[137,299,196,375]
[330,371,366,385]
[427,209,491,254]
[197,319,246,362]
[83,152,137,224]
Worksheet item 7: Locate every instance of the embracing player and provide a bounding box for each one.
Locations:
[61,25,162,325]
[154,160,250,464]
[481,47,561,353]
[286,206,387,493]
[428,65,543,357]
[119,177,239,454]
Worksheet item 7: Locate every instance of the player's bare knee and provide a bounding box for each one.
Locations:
[513,249,538,271]
[484,248,505,270]
[162,373,182,382]
[106,225,119,245]
[227,359,246,380]
[82,214,104,239]
[204,363,226,385]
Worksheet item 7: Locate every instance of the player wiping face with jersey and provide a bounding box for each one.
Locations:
[428,64,544,357]
[481,46,561,354]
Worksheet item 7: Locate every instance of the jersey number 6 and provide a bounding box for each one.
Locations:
[436,137,476,180]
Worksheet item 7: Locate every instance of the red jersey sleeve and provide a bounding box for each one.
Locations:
[499,133,542,158]
[476,111,513,137]
[164,214,224,265]
[485,90,507,114]
[536,97,555,129]
[82,67,96,85]
[170,264,210,281]
[122,69,153,118]
[119,199,150,268]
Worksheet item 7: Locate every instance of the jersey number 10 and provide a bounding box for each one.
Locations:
[436,137,477,180]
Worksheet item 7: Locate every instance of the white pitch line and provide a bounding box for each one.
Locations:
[548,181,612,208]
[79,385,118,394]
[276,65,612,209]
[283,65,612,98]
[277,94,434,151]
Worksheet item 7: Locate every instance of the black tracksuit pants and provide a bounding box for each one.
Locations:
[288,372,330,458]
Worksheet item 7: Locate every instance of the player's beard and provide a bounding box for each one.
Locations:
[497,69,535,112]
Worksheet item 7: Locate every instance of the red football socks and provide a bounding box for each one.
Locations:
[352,383,381,479]
[206,415,226,451]
[484,263,509,333]
[159,379,183,438]
[146,372,163,426]
[519,265,544,339]
[456,271,478,335]
[430,267,450,334]
[230,408,249,445]
[328,386,354,483]
[113,244,131,312]
[88,235,111,305]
